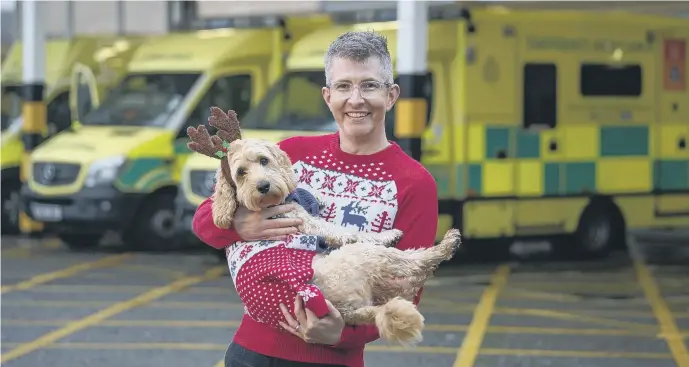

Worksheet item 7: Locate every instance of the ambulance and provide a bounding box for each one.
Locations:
[1,36,146,234]
[176,6,689,259]
[21,16,332,250]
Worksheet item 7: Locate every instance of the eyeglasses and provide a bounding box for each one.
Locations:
[327,80,391,100]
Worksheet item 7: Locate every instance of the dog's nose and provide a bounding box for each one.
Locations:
[256,180,271,194]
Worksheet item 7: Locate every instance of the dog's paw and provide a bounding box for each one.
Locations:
[381,229,403,247]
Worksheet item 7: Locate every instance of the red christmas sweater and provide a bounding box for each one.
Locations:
[191,132,438,367]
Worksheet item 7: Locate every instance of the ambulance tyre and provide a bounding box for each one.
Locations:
[59,234,103,251]
[1,180,21,235]
[555,200,626,259]
[123,189,177,250]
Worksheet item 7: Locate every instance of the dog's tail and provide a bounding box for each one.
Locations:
[375,297,424,347]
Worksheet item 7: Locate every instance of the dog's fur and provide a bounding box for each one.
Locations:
[187,107,461,346]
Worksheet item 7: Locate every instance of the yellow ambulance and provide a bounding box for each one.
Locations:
[1,36,146,234]
[178,7,689,259]
[21,16,332,250]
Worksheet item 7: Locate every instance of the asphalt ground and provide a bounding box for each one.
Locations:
[1,233,688,367]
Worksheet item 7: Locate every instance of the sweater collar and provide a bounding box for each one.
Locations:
[328,132,400,164]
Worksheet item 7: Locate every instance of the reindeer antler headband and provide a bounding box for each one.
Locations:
[187,107,242,158]
[187,107,242,184]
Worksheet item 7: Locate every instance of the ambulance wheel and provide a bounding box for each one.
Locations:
[124,190,177,250]
[554,200,625,259]
[1,181,21,235]
[59,233,103,251]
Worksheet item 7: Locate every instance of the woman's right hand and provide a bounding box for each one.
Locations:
[232,204,303,241]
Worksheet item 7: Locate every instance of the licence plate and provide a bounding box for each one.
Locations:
[30,203,63,222]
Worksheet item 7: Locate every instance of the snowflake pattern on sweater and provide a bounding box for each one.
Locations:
[225,151,400,330]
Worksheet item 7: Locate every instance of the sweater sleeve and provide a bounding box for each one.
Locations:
[330,168,439,349]
[190,137,304,249]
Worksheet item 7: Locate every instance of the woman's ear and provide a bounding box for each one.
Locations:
[387,84,400,111]
[211,164,237,229]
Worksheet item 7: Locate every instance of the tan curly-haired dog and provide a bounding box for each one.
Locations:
[187,107,461,346]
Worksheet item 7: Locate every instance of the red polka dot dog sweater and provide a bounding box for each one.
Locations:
[192,133,439,367]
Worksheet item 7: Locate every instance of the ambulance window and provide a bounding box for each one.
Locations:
[523,63,557,128]
[580,64,641,97]
[46,91,72,133]
[181,74,252,135]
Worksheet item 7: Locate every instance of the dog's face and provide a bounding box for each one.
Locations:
[225,138,297,211]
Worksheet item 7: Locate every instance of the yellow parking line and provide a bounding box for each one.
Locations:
[0,300,246,309]
[1,238,62,258]
[3,319,243,328]
[500,289,583,302]
[0,254,132,294]
[507,281,640,292]
[213,360,224,367]
[5,319,674,338]
[1,341,673,359]
[480,348,672,359]
[453,264,510,367]
[0,266,227,364]
[495,306,658,331]
[21,284,232,294]
[634,259,689,367]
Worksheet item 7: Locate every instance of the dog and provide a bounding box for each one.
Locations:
[187,107,461,346]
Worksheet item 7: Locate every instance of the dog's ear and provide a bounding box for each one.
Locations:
[211,165,238,229]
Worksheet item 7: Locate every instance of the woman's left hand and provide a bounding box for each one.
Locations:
[279,295,344,345]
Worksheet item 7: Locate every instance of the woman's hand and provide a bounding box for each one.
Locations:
[279,295,345,345]
[232,204,303,241]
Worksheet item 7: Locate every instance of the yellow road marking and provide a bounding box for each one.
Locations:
[0,266,227,364]
[17,284,232,294]
[480,348,672,359]
[496,306,659,331]
[3,319,243,328]
[0,300,246,309]
[501,289,583,302]
[117,264,189,280]
[0,254,132,294]
[453,264,510,367]
[1,238,62,258]
[7,319,681,338]
[634,259,689,367]
[0,342,675,359]
[496,306,689,319]
[213,360,224,367]
[507,281,640,292]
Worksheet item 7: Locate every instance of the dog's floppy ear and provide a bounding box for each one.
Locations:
[211,165,237,229]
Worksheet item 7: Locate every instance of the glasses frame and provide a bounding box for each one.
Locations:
[326,80,393,100]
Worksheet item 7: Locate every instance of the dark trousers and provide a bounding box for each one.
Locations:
[225,343,348,367]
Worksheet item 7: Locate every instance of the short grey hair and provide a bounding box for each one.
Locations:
[324,30,394,85]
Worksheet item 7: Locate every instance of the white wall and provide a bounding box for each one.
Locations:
[196,0,320,18]
[17,0,169,39]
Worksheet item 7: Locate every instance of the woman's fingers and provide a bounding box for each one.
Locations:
[260,227,298,239]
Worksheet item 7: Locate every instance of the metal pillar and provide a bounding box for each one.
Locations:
[19,0,46,234]
[395,0,428,162]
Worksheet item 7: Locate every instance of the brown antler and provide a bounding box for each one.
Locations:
[209,106,242,143]
[186,107,243,159]
[186,124,226,159]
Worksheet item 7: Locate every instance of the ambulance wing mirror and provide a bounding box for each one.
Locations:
[69,63,101,129]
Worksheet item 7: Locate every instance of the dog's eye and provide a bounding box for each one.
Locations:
[236,168,246,177]
[259,157,269,166]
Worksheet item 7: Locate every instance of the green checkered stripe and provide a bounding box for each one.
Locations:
[426,125,689,198]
